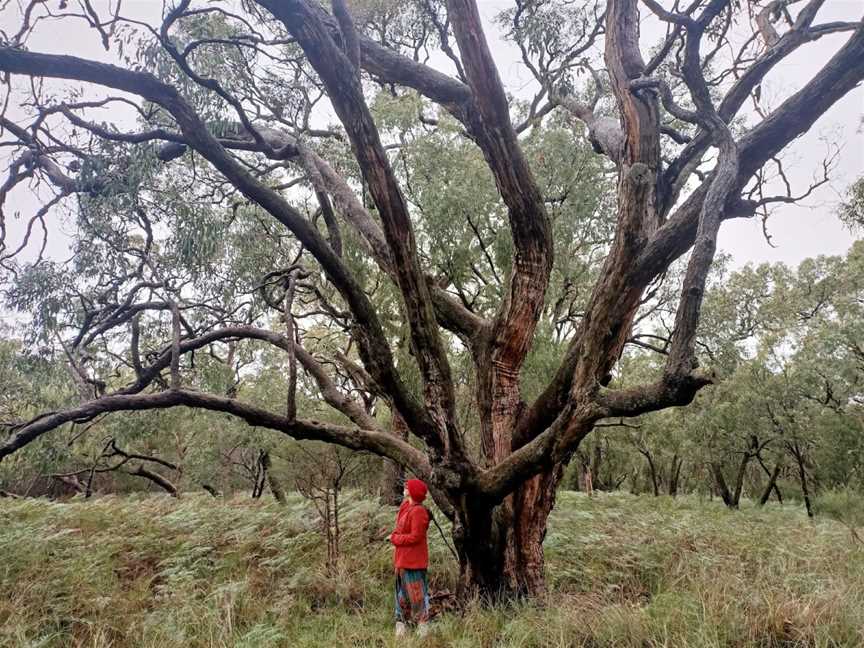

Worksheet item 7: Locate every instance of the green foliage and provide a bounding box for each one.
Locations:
[497,0,604,96]
[839,176,864,232]
[615,241,864,500]
[815,489,864,533]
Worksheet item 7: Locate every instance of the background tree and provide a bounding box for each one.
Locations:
[624,242,864,508]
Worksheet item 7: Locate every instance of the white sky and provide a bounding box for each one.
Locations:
[1,0,862,275]
[475,0,864,267]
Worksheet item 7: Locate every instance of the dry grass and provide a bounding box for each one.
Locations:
[1,491,862,647]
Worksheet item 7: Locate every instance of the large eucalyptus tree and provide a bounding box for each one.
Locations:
[0,0,861,596]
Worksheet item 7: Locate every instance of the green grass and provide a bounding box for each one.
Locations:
[1,491,862,647]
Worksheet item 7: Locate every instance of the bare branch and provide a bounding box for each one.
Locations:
[0,388,432,479]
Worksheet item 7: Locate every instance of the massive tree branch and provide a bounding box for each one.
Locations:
[56,109,483,342]
[443,0,554,463]
[256,0,467,463]
[0,45,446,457]
[513,3,864,467]
[0,389,431,478]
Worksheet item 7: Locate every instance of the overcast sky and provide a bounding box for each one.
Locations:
[1,0,862,274]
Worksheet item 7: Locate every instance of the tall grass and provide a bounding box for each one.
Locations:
[1,492,861,647]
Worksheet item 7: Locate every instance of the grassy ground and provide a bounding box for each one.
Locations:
[1,491,862,648]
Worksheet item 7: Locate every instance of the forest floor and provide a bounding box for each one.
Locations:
[1,491,862,648]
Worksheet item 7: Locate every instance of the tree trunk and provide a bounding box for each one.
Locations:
[756,452,783,504]
[252,449,268,498]
[668,454,682,497]
[574,450,591,493]
[732,452,750,507]
[380,412,408,505]
[267,472,287,505]
[257,451,286,504]
[455,464,563,598]
[639,448,660,496]
[729,437,758,507]
[591,444,603,489]
[758,461,782,506]
[711,462,735,508]
[267,473,286,504]
[464,333,567,598]
[504,465,563,594]
[789,442,814,518]
[84,463,98,498]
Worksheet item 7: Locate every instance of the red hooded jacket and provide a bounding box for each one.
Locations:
[390,499,430,570]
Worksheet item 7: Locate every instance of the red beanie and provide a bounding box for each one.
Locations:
[406,479,428,502]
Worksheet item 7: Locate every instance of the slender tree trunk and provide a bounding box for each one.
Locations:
[668,454,682,497]
[729,437,759,507]
[574,450,590,493]
[267,473,286,504]
[711,463,735,508]
[628,471,639,495]
[758,460,782,506]
[639,449,660,496]
[789,442,814,518]
[591,444,603,489]
[84,463,98,498]
[252,449,268,498]
[261,452,287,505]
[798,463,813,518]
[732,453,751,507]
[756,452,783,504]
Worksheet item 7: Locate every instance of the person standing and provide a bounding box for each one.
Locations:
[390,478,431,638]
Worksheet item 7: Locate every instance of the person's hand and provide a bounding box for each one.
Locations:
[377,526,391,541]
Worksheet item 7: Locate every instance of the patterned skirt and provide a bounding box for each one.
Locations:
[394,568,430,624]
